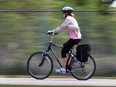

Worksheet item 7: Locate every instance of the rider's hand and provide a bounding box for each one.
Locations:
[47,30,54,35]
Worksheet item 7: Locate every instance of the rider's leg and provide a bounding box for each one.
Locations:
[55,39,81,74]
[61,39,81,69]
[55,42,70,74]
[55,53,67,74]
[62,57,67,69]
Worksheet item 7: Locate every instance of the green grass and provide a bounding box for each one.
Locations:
[0,85,116,87]
[1,75,116,79]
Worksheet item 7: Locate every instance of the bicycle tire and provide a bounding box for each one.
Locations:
[70,54,96,80]
[27,52,53,80]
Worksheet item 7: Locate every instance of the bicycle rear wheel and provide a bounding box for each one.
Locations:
[27,52,53,79]
[70,54,96,80]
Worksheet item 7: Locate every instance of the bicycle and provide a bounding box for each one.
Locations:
[27,33,96,80]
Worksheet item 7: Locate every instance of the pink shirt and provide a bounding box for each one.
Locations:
[52,16,82,39]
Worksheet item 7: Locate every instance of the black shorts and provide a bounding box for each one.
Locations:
[61,39,81,58]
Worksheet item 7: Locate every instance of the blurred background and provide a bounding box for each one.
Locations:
[0,0,116,77]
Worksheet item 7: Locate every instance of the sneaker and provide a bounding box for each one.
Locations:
[55,68,66,75]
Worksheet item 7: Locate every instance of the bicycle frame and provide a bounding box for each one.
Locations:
[45,41,63,67]
[27,34,96,80]
[43,35,74,69]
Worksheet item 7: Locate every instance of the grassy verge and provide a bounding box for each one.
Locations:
[0,75,116,79]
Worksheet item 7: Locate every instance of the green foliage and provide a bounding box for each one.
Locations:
[0,0,116,75]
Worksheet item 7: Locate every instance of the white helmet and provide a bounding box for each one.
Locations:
[61,6,74,13]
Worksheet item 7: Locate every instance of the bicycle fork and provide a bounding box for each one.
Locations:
[39,51,47,67]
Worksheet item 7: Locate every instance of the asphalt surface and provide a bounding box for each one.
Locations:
[0,78,116,86]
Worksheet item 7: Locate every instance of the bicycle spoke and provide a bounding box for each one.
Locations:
[27,52,53,79]
[70,55,96,80]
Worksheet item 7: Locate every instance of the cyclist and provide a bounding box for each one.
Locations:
[48,6,82,74]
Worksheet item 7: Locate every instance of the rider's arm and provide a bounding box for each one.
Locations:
[52,18,70,33]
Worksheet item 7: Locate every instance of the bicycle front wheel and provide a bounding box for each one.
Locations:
[27,52,53,80]
[70,54,96,80]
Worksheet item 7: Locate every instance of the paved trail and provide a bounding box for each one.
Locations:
[0,78,116,86]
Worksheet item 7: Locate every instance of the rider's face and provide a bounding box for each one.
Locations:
[63,13,65,18]
[63,13,67,18]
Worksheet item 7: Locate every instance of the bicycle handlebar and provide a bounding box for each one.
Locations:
[47,31,58,42]
[47,32,58,35]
